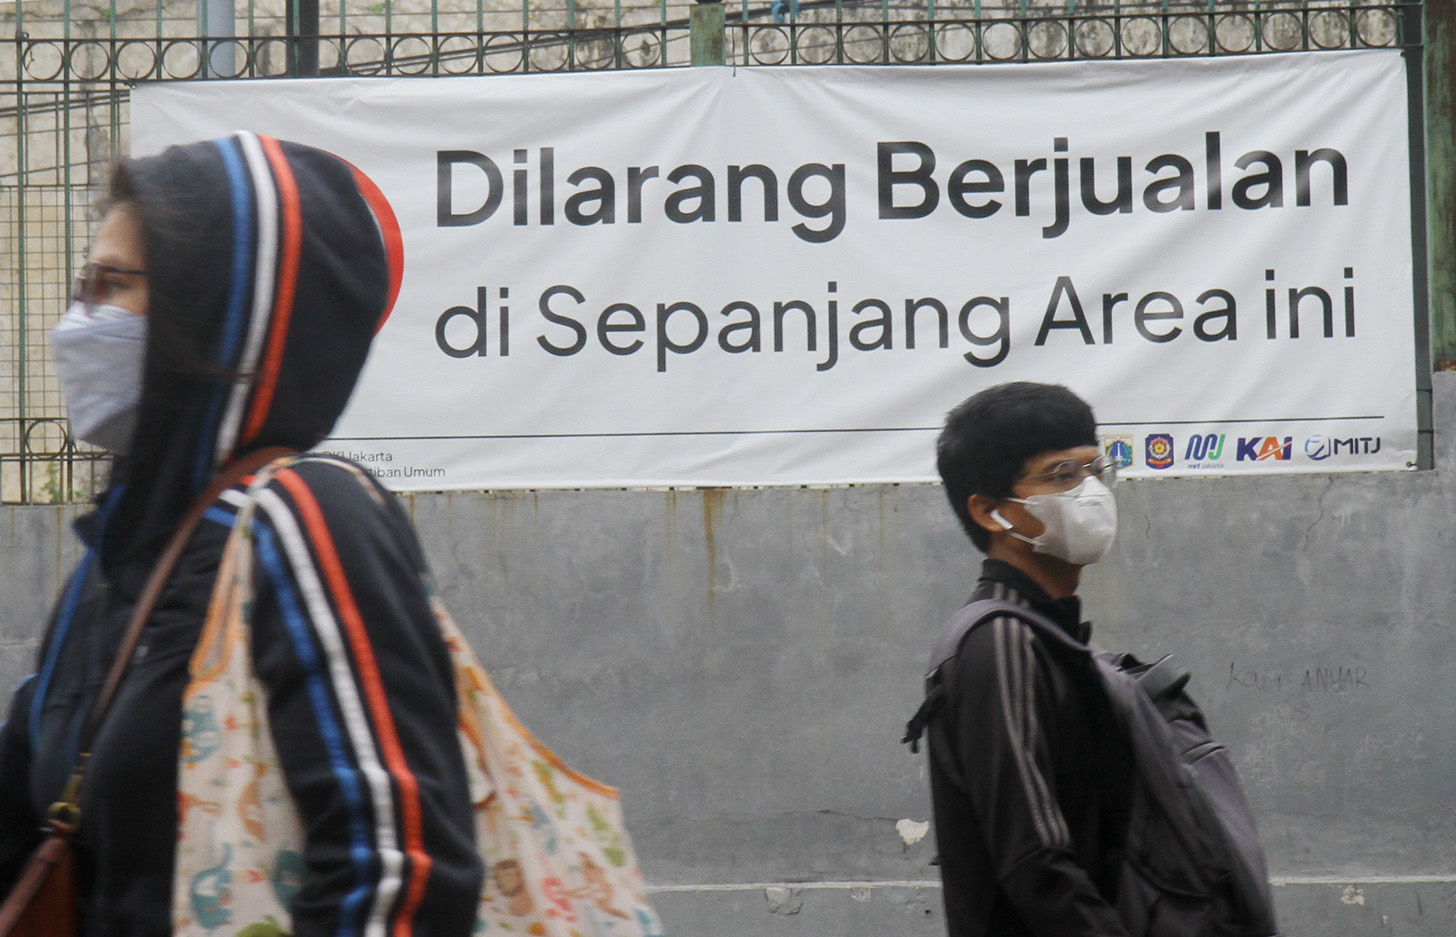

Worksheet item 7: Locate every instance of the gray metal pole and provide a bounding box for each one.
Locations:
[198,0,237,78]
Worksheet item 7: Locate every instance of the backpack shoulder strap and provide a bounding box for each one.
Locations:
[903,597,1081,751]
[926,598,1082,676]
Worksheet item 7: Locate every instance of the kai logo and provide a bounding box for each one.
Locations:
[1237,436,1293,461]
[1103,435,1134,469]
[1184,433,1226,462]
[1145,433,1174,470]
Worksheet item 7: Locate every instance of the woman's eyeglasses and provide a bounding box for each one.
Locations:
[72,263,146,313]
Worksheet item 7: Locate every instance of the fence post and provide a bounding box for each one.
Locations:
[286,0,321,77]
[1427,0,1456,368]
[691,0,726,65]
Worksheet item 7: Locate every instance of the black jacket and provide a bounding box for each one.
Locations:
[0,134,483,937]
[927,560,1132,937]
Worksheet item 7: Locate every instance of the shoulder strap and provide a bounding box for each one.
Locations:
[55,446,296,828]
[927,598,1084,676]
[903,597,1085,752]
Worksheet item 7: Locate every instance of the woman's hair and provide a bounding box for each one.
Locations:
[102,161,138,211]
[936,382,1098,551]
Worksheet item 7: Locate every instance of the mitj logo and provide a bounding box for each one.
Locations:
[1305,434,1382,459]
[339,157,404,331]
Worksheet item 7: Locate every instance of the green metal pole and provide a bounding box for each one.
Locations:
[690,0,725,65]
[1426,0,1456,368]
[15,2,28,497]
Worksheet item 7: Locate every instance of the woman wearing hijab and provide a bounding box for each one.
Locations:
[0,133,483,937]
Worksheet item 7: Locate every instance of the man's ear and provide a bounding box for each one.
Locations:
[968,494,1008,535]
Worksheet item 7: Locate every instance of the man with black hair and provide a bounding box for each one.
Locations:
[923,381,1132,937]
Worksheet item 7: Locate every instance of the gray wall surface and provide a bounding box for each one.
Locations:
[5,375,1456,936]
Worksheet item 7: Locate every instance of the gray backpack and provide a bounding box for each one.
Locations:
[904,599,1279,937]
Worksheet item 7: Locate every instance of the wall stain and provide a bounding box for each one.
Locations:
[702,488,724,619]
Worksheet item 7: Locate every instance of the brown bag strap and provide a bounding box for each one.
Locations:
[0,448,295,937]
[76,446,297,791]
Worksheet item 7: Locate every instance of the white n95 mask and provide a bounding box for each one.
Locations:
[990,475,1118,566]
[50,302,148,454]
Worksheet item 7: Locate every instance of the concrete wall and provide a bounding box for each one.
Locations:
[5,374,1456,935]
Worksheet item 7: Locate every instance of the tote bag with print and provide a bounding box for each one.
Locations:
[174,458,664,937]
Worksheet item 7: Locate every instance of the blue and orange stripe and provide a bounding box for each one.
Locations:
[191,135,259,490]
[253,516,377,937]
[273,467,433,936]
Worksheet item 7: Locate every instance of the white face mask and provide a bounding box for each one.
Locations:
[990,475,1118,566]
[50,302,148,454]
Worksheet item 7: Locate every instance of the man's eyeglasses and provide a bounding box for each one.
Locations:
[71,263,146,313]
[1018,455,1119,491]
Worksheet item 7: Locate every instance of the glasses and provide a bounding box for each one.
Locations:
[71,263,146,313]
[1017,455,1119,492]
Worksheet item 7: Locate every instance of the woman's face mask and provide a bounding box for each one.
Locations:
[52,203,150,454]
[990,475,1119,566]
[51,302,149,454]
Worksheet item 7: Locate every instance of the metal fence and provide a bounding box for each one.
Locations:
[0,0,1424,502]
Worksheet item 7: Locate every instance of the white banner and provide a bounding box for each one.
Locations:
[132,51,1420,489]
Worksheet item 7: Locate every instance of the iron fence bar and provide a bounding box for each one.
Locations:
[614,0,622,65]
[61,61,71,320]
[879,0,888,62]
[15,32,29,478]
[835,0,844,65]
[521,0,529,72]
[1424,0,1455,368]
[1403,0,1432,467]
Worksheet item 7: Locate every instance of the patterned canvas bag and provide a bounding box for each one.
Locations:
[174,458,665,937]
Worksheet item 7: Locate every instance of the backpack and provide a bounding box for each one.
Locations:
[903,599,1278,937]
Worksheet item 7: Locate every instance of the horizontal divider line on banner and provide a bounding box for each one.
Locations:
[1105,415,1386,426]
[329,428,943,440]
[329,414,1388,443]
